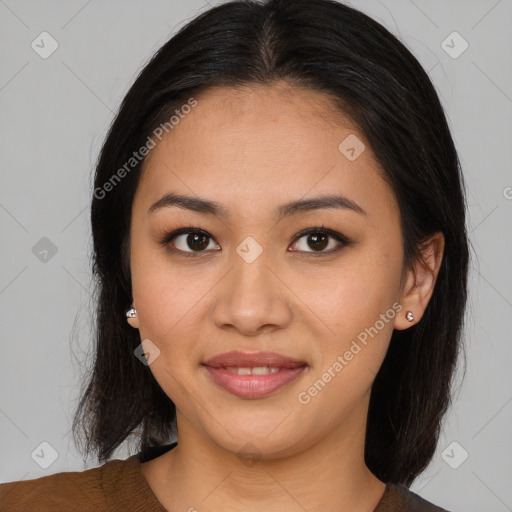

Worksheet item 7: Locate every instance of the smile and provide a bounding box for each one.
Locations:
[203,366,307,398]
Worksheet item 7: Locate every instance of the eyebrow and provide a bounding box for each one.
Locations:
[148,192,366,219]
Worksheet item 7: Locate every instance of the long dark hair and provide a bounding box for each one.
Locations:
[72,0,469,486]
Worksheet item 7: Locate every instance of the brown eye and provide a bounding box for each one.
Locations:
[305,232,329,251]
[162,228,220,254]
[161,226,350,257]
[290,228,351,254]
[183,232,210,251]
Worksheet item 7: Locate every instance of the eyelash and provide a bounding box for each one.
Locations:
[159,225,352,258]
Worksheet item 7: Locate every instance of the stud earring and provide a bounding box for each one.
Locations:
[126,307,137,318]
[406,311,414,322]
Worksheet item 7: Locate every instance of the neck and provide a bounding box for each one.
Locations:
[142,402,386,511]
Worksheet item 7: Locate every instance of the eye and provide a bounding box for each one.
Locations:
[289,227,351,255]
[160,226,351,257]
[160,228,220,256]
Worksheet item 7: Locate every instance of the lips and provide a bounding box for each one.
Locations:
[203,351,306,369]
[202,351,307,399]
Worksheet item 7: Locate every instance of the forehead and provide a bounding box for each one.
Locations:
[167,82,355,148]
[191,81,348,125]
[143,81,361,168]
[136,82,398,226]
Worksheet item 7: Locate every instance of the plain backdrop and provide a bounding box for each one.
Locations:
[1,1,511,510]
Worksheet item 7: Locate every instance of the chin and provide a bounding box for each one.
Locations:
[205,421,307,461]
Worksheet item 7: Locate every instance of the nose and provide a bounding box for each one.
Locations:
[210,247,293,336]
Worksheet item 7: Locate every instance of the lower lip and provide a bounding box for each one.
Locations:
[204,366,307,399]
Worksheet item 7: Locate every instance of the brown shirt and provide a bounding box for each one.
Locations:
[0,444,449,511]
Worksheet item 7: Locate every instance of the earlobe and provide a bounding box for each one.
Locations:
[126,305,140,329]
[394,231,445,331]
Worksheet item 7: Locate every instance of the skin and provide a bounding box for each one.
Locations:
[127,81,444,512]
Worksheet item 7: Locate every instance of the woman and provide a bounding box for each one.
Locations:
[0,0,468,510]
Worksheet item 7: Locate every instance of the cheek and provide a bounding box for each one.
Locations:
[297,272,400,429]
[130,265,203,406]
[129,237,204,358]
[301,239,402,397]
[328,273,398,335]
[308,244,402,338]
[133,274,204,355]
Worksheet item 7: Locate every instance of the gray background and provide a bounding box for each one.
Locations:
[1,1,511,510]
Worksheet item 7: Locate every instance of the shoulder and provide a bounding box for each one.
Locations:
[0,455,147,512]
[375,483,450,512]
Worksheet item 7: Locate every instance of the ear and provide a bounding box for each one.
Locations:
[394,231,445,330]
[127,316,140,329]
[127,304,140,329]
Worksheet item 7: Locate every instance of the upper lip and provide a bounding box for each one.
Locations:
[203,351,307,369]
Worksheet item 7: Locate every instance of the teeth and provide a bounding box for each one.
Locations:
[225,367,281,375]
[252,366,280,375]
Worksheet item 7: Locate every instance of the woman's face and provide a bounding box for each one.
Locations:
[128,82,408,458]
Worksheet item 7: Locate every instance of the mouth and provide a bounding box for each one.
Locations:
[202,351,308,399]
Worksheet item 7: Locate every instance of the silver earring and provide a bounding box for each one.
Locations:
[126,307,137,318]
[406,311,414,322]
